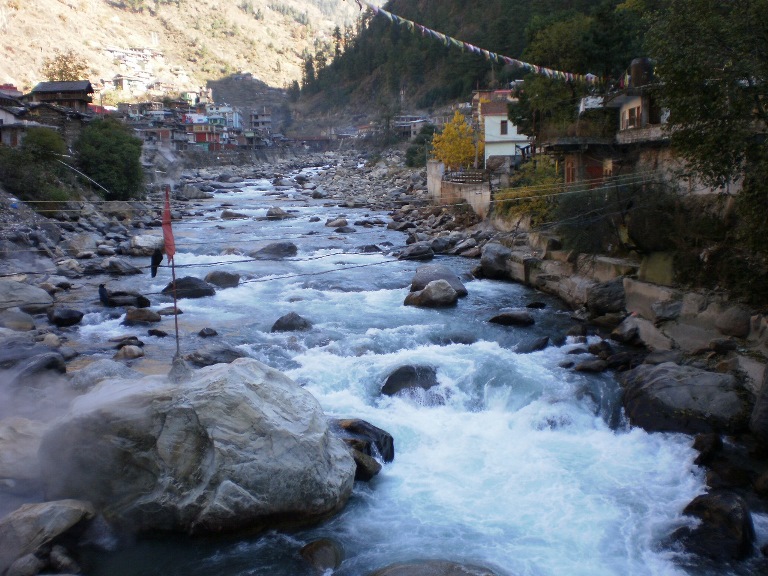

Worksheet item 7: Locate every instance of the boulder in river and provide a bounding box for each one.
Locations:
[488,308,535,327]
[47,307,84,327]
[38,358,356,535]
[249,241,298,259]
[479,242,512,279]
[204,270,240,289]
[99,284,151,308]
[161,276,216,299]
[404,279,458,307]
[271,312,312,332]
[672,491,755,560]
[409,264,468,297]
[184,342,250,367]
[618,362,751,434]
[266,206,295,220]
[382,365,439,396]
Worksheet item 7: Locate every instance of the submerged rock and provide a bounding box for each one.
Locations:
[249,241,298,259]
[38,359,356,535]
[368,560,499,576]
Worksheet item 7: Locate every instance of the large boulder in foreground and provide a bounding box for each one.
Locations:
[38,358,356,535]
[618,362,751,434]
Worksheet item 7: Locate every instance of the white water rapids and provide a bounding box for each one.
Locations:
[69,167,765,575]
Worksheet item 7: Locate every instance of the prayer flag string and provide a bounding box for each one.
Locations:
[357,2,599,85]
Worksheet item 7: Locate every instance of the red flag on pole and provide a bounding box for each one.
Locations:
[162,185,176,262]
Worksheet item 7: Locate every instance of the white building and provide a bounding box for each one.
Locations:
[480,100,530,170]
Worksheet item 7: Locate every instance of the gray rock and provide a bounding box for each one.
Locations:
[332,418,395,463]
[184,343,250,367]
[266,206,295,220]
[204,271,240,289]
[325,217,348,227]
[715,305,752,338]
[103,257,143,276]
[410,264,468,297]
[0,417,45,495]
[488,309,535,327]
[221,210,248,220]
[0,500,96,575]
[38,359,356,535]
[199,327,218,338]
[300,538,344,573]
[113,345,144,359]
[619,362,751,434]
[398,242,434,261]
[249,241,298,259]
[271,312,312,332]
[586,279,625,316]
[404,279,458,307]
[122,308,162,326]
[382,365,438,396]
[0,310,35,331]
[161,277,216,299]
[0,280,53,314]
[479,242,512,279]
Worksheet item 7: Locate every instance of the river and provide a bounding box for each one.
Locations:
[70,165,763,576]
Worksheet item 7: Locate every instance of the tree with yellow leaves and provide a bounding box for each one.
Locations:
[41,49,89,82]
[430,110,483,170]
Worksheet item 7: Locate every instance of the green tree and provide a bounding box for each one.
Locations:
[41,49,89,81]
[21,127,67,163]
[74,118,144,201]
[646,0,768,188]
[431,111,482,170]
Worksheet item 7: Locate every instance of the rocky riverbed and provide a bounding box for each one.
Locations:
[1,148,768,575]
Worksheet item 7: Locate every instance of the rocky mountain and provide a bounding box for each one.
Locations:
[0,0,381,97]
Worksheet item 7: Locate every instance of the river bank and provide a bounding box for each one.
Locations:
[1,148,767,575]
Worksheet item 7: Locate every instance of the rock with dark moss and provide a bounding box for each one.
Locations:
[672,491,755,561]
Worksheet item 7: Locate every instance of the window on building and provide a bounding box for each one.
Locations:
[500,120,508,135]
